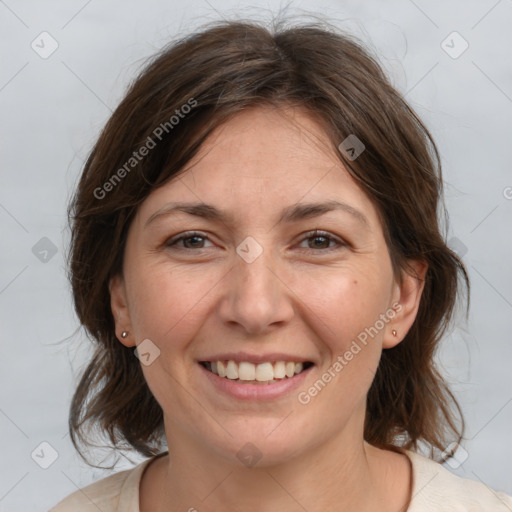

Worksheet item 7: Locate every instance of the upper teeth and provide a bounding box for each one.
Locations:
[209,360,305,381]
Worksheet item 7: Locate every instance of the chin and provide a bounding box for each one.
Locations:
[203,418,310,468]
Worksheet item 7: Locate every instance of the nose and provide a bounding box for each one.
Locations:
[218,244,294,335]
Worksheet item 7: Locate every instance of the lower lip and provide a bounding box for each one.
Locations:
[198,363,314,401]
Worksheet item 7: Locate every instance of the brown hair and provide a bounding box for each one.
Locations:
[66,14,469,465]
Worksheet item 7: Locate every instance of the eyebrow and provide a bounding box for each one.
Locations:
[145,200,370,229]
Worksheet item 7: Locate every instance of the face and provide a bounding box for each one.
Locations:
[110,106,426,467]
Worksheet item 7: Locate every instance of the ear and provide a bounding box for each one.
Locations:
[383,258,428,349]
[109,273,135,347]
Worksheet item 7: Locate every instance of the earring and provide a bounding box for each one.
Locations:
[121,331,129,339]
[392,329,397,337]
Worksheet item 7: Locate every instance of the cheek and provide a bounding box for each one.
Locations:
[126,261,219,345]
[305,271,390,403]
[126,264,218,409]
[298,267,390,350]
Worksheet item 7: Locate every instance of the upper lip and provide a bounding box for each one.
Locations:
[198,352,314,365]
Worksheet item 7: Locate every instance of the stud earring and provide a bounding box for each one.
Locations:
[121,331,129,339]
[392,329,397,337]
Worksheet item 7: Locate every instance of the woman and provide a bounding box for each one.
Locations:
[51,16,512,511]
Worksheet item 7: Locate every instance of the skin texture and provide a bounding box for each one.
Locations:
[110,106,427,511]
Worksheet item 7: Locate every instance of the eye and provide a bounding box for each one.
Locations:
[297,230,346,251]
[165,231,213,250]
[164,230,346,252]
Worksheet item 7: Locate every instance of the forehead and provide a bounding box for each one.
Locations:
[183,106,346,182]
[136,106,381,229]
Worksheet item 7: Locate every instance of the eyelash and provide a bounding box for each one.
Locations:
[164,230,346,253]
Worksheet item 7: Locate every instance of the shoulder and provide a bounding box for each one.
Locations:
[406,450,512,511]
[49,458,153,512]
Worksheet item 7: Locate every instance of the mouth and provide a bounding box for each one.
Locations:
[199,360,315,385]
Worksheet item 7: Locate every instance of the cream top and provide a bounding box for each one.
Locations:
[49,450,512,511]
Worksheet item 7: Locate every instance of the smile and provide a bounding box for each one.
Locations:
[199,360,314,384]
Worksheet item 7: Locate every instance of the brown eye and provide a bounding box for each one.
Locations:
[165,232,213,250]
[308,235,331,249]
[298,230,345,252]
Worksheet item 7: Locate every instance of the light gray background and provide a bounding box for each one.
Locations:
[1,0,511,510]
